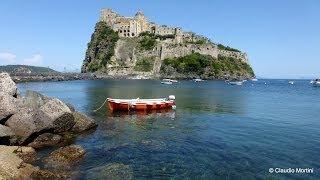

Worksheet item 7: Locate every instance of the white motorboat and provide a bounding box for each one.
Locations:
[162,79,178,84]
[193,78,204,82]
[288,81,294,85]
[310,79,320,87]
[251,78,258,81]
[229,81,243,86]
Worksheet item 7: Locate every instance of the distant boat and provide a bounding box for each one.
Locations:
[161,79,178,84]
[193,78,204,82]
[251,78,258,81]
[229,81,243,86]
[310,78,320,87]
[107,95,176,111]
[288,81,294,85]
[161,81,172,85]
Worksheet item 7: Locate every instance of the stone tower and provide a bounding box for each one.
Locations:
[134,11,148,33]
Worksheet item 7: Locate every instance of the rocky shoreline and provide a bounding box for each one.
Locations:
[0,72,97,179]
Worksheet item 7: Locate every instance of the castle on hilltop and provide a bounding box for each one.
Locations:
[100,8,202,43]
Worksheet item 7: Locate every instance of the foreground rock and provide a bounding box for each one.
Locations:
[0,145,38,179]
[86,163,133,180]
[5,108,53,144]
[0,72,18,97]
[0,92,17,123]
[43,145,86,169]
[40,98,75,133]
[21,90,51,109]
[0,125,15,145]
[27,133,62,149]
[72,111,97,133]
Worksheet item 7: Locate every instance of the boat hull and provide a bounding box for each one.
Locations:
[107,99,175,111]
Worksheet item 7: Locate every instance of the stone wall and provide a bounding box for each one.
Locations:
[160,43,218,60]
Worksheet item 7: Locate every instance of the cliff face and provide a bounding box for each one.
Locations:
[82,22,254,79]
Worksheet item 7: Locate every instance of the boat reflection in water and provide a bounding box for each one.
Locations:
[107,108,176,120]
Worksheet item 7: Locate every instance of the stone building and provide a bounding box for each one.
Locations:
[99,8,183,42]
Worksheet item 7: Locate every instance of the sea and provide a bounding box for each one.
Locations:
[18,79,320,179]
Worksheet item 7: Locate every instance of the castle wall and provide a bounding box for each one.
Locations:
[160,43,218,60]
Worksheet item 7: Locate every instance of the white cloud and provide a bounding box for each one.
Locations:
[22,54,43,66]
[0,52,16,64]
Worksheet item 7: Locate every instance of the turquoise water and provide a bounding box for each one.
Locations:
[18,79,320,179]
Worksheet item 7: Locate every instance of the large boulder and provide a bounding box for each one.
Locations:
[40,98,75,133]
[27,133,62,149]
[86,163,133,180]
[0,72,17,97]
[20,90,51,109]
[0,91,17,124]
[43,145,86,169]
[0,145,38,179]
[71,111,97,133]
[0,125,15,145]
[5,108,53,144]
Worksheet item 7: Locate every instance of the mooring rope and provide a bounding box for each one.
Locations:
[93,98,109,112]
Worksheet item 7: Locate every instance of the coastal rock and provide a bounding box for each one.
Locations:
[43,145,86,168]
[86,163,133,180]
[0,145,38,179]
[65,102,76,112]
[71,111,97,133]
[40,98,75,133]
[27,133,62,149]
[5,108,53,144]
[21,90,51,109]
[0,72,18,97]
[0,91,17,124]
[0,125,15,145]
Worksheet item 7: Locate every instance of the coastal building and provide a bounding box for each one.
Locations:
[99,8,186,43]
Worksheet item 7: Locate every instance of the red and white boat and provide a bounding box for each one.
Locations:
[107,95,176,111]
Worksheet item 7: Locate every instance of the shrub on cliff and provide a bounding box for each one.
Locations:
[139,33,156,50]
[134,58,155,72]
[84,22,119,72]
[161,53,254,79]
[217,44,241,52]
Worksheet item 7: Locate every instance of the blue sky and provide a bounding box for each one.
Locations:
[0,0,319,78]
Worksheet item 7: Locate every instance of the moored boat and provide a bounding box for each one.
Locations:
[107,95,176,111]
[310,78,320,87]
[193,78,204,82]
[229,81,243,85]
[161,79,178,84]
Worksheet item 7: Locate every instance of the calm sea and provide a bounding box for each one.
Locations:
[18,79,320,179]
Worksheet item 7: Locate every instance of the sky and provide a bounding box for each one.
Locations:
[0,0,319,78]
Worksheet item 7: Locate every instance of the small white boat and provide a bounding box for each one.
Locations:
[162,79,178,84]
[288,81,294,85]
[229,81,243,86]
[251,78,258,82]
[310,79,320,87]
[193,78,204,82]
[161,81,172,85]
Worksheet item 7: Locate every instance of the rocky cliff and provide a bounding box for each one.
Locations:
[82,22,254,79]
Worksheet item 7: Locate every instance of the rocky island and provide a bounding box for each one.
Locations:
[0,72,97,179]
[82,9,255,80]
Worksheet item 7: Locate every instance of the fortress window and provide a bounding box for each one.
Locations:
[124,34,126,37]
[124,30,127,32]
[128,30,130,32]
[127,33,130,36]
[132,33,135,36]
[119,30,122,33]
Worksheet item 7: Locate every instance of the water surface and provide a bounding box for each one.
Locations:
[18,79,320,179]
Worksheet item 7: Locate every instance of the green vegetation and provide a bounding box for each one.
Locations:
[86,21,119,72]
[161,53,254,78]
[187,39,207,45]
[163,53,212,75]
[134,58,155,72]
[139,32,175,50]
[217,44,241,52]
[213,55,254,77]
